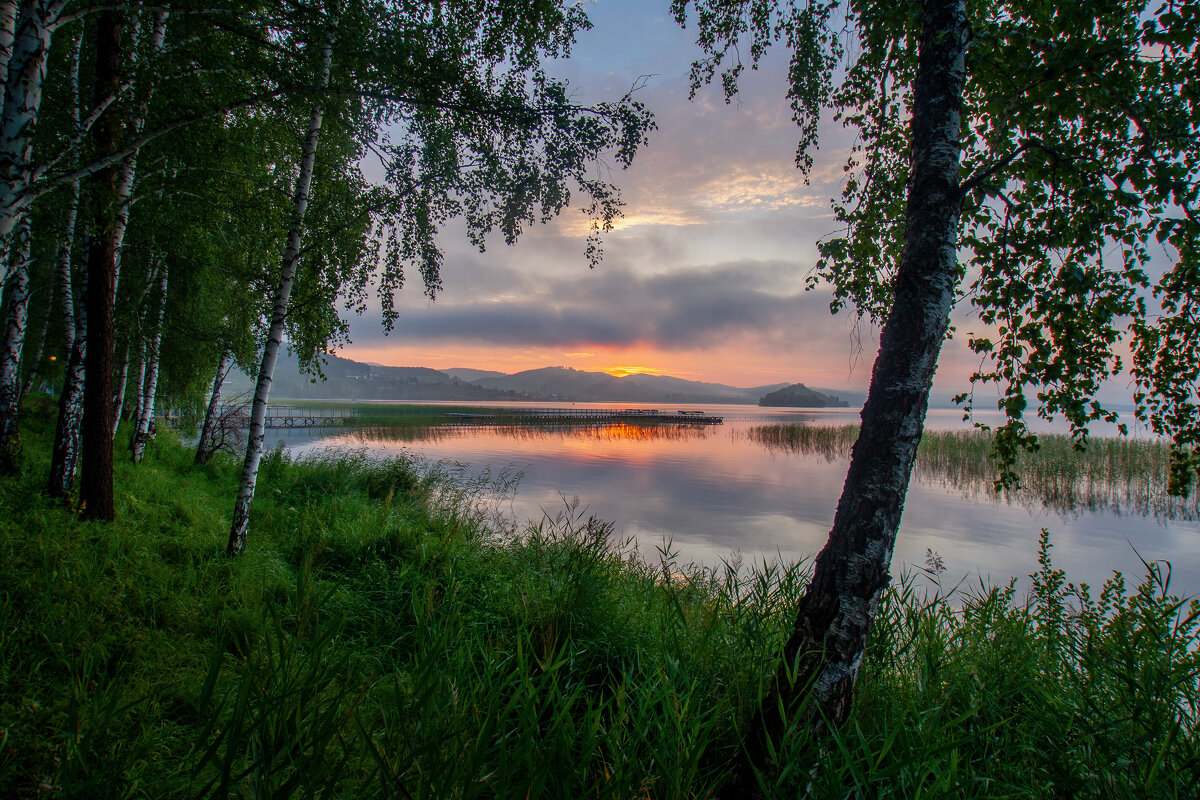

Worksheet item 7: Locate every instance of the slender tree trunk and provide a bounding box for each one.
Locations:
[124,339,141,424]
[57,180,79,352]
[228,35,333,556]
[48,255,85,498]
[56,29,82,355]
[111,337,129,437]
[18,278,50,399]
[80,10,125,522]
[131,263,166,462]
[731,0,969,789]
[0,1,59,278]
[196,350,231,464]
[0,213,30,472]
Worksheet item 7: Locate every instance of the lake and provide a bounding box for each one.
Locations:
[276,402,1200,598]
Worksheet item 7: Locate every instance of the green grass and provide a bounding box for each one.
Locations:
[2,399,1198,798]
[748,423,1200,519]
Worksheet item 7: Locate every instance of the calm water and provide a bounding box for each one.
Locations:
[278,403,1200,598]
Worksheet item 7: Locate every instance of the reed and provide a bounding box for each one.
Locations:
[747,423,1200,519]
[2,399,1197,798]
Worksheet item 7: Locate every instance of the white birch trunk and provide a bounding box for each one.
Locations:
[107,11,167,301]
[0,1,61,278]
[110,338,129,437]
[48,254,84,497]
[0,213,30,472]
[57,29,82,352]
[18,277,49,398]
[730,1,971,787]
[127,341,143,421]
[195,350,231,464]
[131,263,167,463]
[227,36,333,555]
[57,177,79,350]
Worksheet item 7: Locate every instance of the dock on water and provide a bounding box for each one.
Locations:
[444,408,724,425]
[218,406,725,429]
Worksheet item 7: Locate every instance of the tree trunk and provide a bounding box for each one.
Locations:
[18,276,50,399]
[57,178,80,352]
[196,350,231,464]
[130,263,167,462]
[732,0,969,788]
[56,28,83,354]
[0,1,58,277]
[125,339,141,422]
[48,254,85,498]
[111,337,129,436]
[228,35,333,556]
[79,10,125,522]
[0,213,30,472]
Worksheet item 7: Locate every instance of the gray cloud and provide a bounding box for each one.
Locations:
[351,259,842,351]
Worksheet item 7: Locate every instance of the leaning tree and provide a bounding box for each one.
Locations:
[674,0,1200,791]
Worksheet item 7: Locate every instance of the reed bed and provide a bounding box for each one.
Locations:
[2,399,1197,798]
[748,423,1200,520]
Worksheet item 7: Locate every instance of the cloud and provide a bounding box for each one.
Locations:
[351,259,841,353]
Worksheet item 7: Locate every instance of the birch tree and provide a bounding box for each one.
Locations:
[227,28,334,555]
[676,0,1200,790]
[222,0,654,554]
[129,258,165,461]
[0,213,31,470]
[194,350,231,464]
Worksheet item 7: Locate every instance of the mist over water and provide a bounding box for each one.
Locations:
[277,404,1200,598]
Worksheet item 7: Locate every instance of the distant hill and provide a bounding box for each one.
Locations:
[468,366,790,404]
[759,383,849,408]
[443,368,509,383]
[224,353,534,402]
[225,354,857,406]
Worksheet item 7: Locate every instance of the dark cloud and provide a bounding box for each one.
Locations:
[351,259,846,352]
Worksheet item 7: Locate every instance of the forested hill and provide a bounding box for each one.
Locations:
[223,354,534,402]
[758,383,849,408]
[224,355,851,405]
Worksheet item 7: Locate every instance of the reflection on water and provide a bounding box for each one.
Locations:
[346,421,716,445]
[745,424,1199,521]
[279,405,1200,597]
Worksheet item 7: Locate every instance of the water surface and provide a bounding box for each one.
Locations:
[277,403,1200,597]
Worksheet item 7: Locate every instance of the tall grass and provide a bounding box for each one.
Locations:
[748,423,1200,519]
[2,400,1197,797]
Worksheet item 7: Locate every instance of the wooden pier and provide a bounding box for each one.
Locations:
[220,406,724,428]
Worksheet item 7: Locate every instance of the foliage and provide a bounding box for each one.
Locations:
[674,0,1200,495]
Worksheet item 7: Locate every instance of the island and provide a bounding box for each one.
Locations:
[758,383,849,408]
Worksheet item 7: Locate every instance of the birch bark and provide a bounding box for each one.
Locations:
[0,1,63,275]
[0,2,17,89]
[130,263,166,462]
[227,35,334,556]
[0,212,30,471]
[111,337,129,436]
[48,255,84,498]
[731,0,969,787]
[18,276,49,398]
[56,29,81,354]
[195,350,231,464]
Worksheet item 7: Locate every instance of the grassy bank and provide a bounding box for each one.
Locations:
[2,400,1198,798]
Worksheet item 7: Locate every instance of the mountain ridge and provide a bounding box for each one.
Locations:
[225,354,863,406]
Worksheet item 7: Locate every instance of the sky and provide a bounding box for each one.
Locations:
[336,0,999,400]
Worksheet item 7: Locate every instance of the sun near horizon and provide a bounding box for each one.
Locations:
[599,366,666,378]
